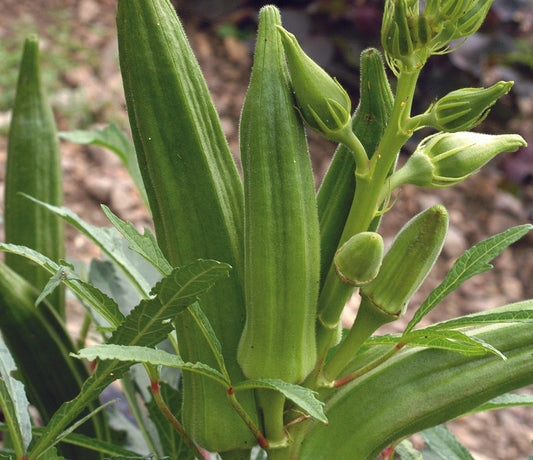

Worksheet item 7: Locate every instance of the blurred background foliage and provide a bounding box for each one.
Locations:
[175,0,533,188]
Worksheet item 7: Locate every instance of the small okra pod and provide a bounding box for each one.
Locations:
[334,232,384,286]
[360,205,449,317]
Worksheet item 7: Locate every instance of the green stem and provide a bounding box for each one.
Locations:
[151,380,207,459]
[219,449,252,460]
[227,388,268,449]
[312,69,420,386]
[322,297,396,381]
[76,311,92,350]
[256,389,287,446]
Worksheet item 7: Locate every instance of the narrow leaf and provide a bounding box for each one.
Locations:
[34,267,66,306]
[0,336,31,456]
[425,300,533,331]
[0,243,123,328]
[470,393,533,413]
[406,224,532,333]
[21,195,151,297]
[75,345,228,387]
[233,379,327,424]
[29,259,231,458]
[402,329,506,359]
[58,124,148,208]
[420,425,474,460]
[101,205,172,276]
[188,302,227,380]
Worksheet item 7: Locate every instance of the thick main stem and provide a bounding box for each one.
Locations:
[312,69,420,387]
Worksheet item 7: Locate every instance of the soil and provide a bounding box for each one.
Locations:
[0,1,532,459]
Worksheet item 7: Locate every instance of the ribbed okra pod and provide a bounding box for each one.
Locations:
[237,6,320,385]
[317,48,393,287]
[117,0,257,452]
[0,262,104,459]
[5,36,65,316]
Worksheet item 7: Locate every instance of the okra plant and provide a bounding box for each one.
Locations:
[1,0,532,459]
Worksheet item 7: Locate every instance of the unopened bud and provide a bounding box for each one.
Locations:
[398,132,526,188]
[334,232,384,286]
[427,81,514,132]
[277,26,352,140]
[360,205,448,317]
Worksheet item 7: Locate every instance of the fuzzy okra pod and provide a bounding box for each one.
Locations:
[237,5,320,445]
[238,5,320,386]
[117,0,257,452]
[5,36,65,316]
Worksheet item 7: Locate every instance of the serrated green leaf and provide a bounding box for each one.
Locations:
[233,378,327,424]
[0,336,31,457]
[425,300,533,331]
[395,439,423,459]
[101,205,172,276]
[470,393,533,414]
[34,267,66,306]
[146,382,194,459]
[420,425,474,460]
[0,243,123,328]
[75,345,228,387]
[406,224,532,333]
[29,259,231,458]
[58,124,148,208]
[20,195,152,297]
[187,302,228,380]
[402,329,506,359]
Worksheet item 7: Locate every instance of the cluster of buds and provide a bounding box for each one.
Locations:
[390,131,526,188]
[381,0,493,73]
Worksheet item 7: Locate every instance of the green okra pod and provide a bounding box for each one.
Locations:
[237,6,320,385]
[117,0,256,452]
[5,36,65,316]
[360,205,449,317]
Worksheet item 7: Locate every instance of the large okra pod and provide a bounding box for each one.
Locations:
[0,262,104,459]
[5,36,65,316]
[117,0,257,452]
[317,48,393,286]
[237,6,320,385]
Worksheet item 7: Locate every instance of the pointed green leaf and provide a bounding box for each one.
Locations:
[233,379,327,424]
[406,224,532,333]
[21,195,151,297]
[59,124,148,208]
[0,336,31,456]
[370,329,506,359]
[101,205,172,276]
[425,300,533,331]
[75,345,228,387]
[146,382,194,459]
[0,242,124,328]
[187,302,227,379]
[470,393,533,413]
[420,425,474,460]
[402,329,506,359]
[34,267,66,306]
[29,258,230,458]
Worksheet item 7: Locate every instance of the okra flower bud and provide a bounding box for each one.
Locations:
[394,132,526,188]
[334,232,384,286]
[426,82,513,133]
[277,26,354,145]
[360,205,448,317]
